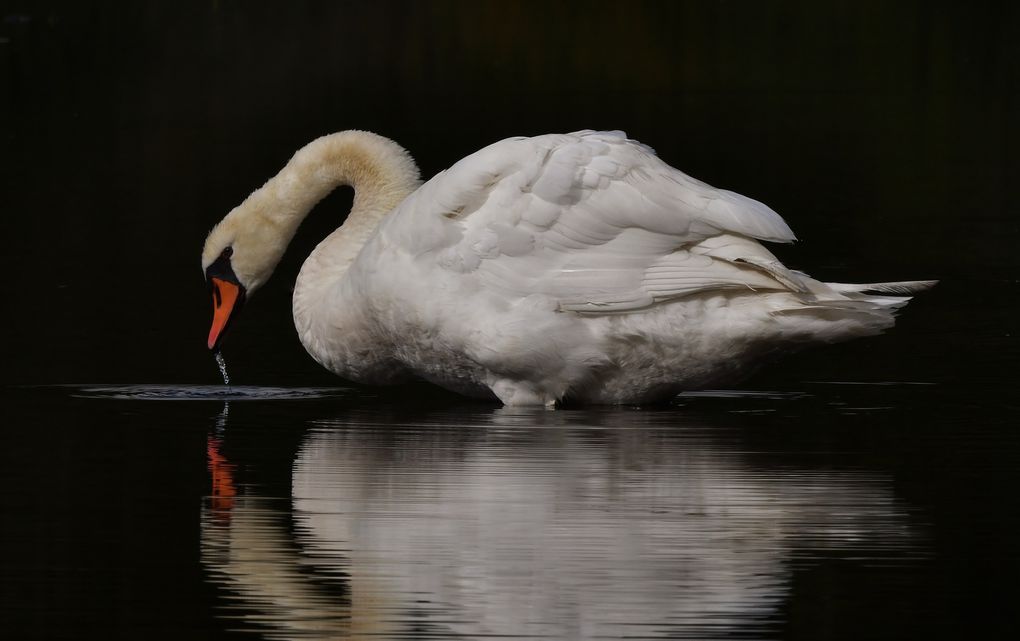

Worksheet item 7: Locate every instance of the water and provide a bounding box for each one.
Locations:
[228,410,919,640]
[68,384,350,402]
[5,379,1016,640]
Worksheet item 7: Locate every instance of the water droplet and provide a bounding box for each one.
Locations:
[214,351,231,387]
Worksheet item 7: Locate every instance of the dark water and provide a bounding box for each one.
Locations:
[4,380,1017,640]
[1,2,1018,640]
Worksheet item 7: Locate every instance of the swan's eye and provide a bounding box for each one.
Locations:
[206,246,239,284]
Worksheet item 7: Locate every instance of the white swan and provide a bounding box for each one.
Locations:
[201,130,934,405]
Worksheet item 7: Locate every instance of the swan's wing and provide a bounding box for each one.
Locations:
[381,131,800,313]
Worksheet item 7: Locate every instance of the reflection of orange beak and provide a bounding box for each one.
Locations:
[207,435,236,521]
[208,277,244,350]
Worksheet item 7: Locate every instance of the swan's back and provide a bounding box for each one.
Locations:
[378,131,800,310]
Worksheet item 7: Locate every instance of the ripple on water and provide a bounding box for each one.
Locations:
[66,384,351,401]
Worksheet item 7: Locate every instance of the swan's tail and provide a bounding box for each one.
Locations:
[825,279,938,311]
[827,279,939,297]
[770,279,937,343]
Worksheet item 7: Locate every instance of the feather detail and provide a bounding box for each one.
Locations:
[828,280,939,295]
[379,131,802,315]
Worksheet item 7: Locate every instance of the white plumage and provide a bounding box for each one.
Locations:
[202,130,934,405]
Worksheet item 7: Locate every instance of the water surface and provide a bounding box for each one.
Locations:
[4,377,1018,639]
[67,384,352,402]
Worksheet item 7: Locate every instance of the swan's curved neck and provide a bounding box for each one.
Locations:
[263,132,420,375]
[205,130,420,295]
[253,131,420,265]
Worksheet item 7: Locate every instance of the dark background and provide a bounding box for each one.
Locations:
[2,0,1016,387]
[1,2,1018,640]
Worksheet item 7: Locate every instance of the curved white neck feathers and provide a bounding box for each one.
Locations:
[252,130,420,253]
[210,130,421,294]
[280,132,420,374]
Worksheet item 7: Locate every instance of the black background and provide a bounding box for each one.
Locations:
[2,1,1015,387]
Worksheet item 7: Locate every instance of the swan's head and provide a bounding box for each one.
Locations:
[202,204,290,350]
[200,129,422,351]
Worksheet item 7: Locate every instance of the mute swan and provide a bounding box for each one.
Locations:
[201,130,934,405]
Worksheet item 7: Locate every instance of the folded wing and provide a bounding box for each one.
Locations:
[380,130,801,313]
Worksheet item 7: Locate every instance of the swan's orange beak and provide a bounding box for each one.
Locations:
[208,277,244,350]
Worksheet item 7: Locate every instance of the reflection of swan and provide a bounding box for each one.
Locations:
[201,408,923,639]
[201,130,934,405]
[203,435,395,640]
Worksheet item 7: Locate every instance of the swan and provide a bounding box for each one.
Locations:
[201,130,934,406]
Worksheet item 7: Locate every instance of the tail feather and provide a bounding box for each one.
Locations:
[769,279,936,344]
[827,280,938,296]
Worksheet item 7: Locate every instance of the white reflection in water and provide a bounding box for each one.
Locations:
[201,408,924,640]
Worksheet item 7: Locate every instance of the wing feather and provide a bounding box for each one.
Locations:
[379,131,800,314]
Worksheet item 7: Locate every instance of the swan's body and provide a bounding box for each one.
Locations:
[202,130,934,405]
